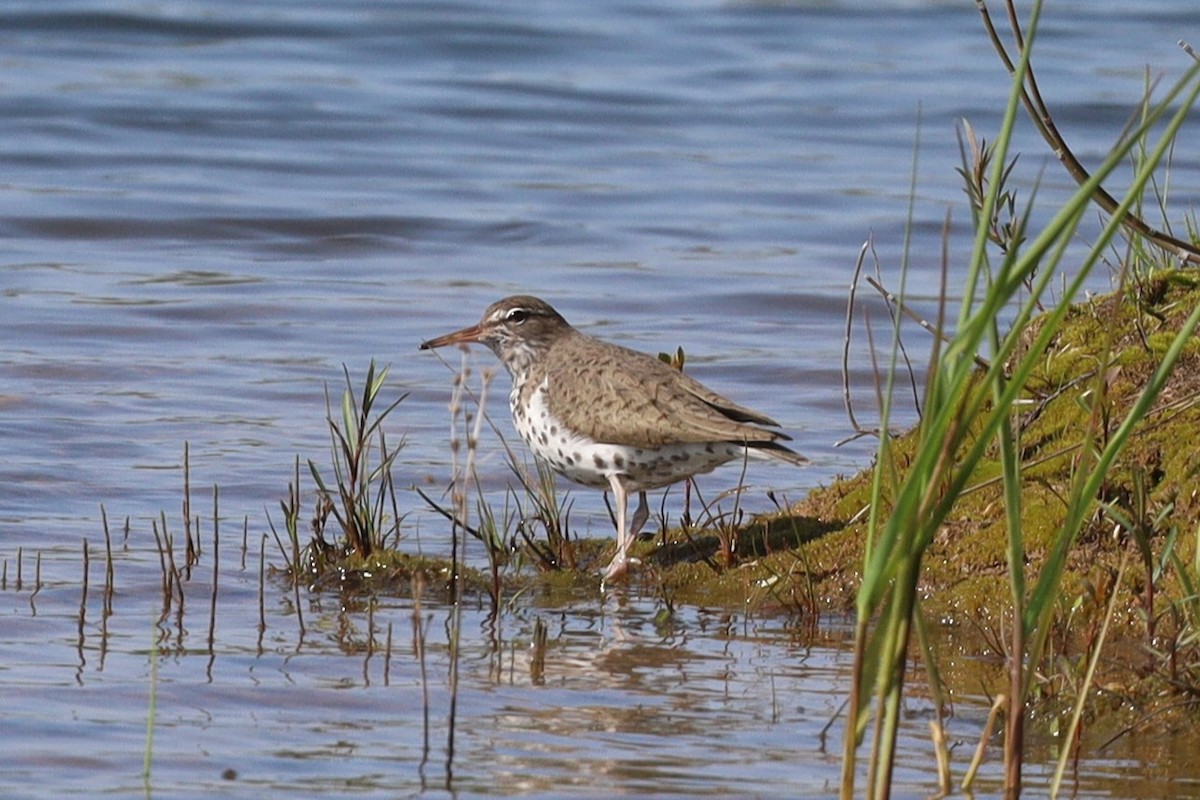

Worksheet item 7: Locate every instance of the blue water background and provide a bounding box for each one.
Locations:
[3,2,1200,796]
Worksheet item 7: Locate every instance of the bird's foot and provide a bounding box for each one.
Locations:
[600,554,641,585]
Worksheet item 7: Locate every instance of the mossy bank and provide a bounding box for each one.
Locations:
[626,272,1200,725]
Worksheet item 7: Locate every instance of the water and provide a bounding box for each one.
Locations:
[3,1,1200,796]
[0,556,915,797]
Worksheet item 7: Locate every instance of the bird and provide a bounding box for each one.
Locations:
[419,295,807,581]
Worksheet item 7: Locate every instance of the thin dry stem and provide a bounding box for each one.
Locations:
[977,0,1200,264]
[842,238,873,439]
[962,693,1008,791]
[256,534,267,653]
[206,485,220,680]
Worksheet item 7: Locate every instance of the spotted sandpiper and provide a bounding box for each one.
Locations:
[420,295,807,581]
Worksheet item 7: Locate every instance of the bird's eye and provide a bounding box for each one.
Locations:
[507,308,529,324]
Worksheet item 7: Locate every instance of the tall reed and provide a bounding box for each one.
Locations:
[840,3,1200,796]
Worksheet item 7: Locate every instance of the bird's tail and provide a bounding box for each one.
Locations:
[747,440,809,466]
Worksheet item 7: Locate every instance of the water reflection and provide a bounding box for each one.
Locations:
[5,534,1200,796]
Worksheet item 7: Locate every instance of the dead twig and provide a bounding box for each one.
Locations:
[977,0,1200,264]
[841,239,872,439]
[864,276,992,374]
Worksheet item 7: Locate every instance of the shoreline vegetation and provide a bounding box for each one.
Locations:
[290,271,1200,715]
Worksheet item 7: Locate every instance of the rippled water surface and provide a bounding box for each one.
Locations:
[4,1,1200,796]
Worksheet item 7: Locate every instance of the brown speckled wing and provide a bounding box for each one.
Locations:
[542,332,788,449]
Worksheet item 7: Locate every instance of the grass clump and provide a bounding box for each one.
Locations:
[307,360,407,560]
[273,361,481,594]
[834,2,1200,796]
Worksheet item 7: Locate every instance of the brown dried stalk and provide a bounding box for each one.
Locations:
[977,0,1200,264]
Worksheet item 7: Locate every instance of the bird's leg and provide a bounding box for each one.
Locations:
[629,490,650,539]
[603,475,632,581]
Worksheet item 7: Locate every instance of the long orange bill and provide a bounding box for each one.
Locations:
[419,323,484,350]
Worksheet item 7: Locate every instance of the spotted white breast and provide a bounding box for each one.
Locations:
[511,377,744,492]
